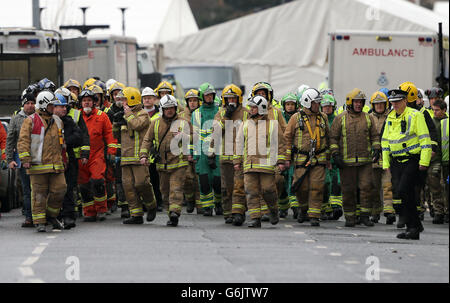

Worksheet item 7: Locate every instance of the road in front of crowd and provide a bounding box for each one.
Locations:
[0,208,448,283]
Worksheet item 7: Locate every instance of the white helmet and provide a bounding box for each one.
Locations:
[142,87,157,97]
[55,87,72,104]
[248,96,268,115]
[36,91,56,110]
[444,95,449,112]
[106,79,117,92]
[160,94,178,109]
[297,84,310,99]
[417,88,428,104]
[300,88,322,109]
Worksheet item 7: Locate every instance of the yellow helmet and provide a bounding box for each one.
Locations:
[108,82,126,97]
[83,78,97,89]
[87,84,103,95]
[64,79,81,91]
[251,82,273,102]
[70,92,78,103]
[222,84,243,106]
[184,89,199,100]
[399,81,418,103]
[122,87,141,106]
[370,91,388,109]
[155,81,174,97]
[346,88,366,106]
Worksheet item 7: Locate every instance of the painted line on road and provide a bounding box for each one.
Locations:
[18,266,34,277]
[28,279,45,283]
[294,231,305,235]
[22,256,40,266]
[379,268,401,274]
[315,245,327,249]
[284,224,293,228]
[32,245,47,255]
[46,236,56,239]
[305,239,316,243]
[344,260,360,265]
[329,252,342,257]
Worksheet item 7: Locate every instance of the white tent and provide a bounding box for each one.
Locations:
[163,0,449,99]
[38,0,198,44]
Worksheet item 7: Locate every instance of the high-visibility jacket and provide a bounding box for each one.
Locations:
[284,109,330,166]
[120,105,151,165]
[140,113,190,171]
[68,108,90,159]
[81,108,117,160]
[234,115,286,174]
[211,105,249,164]
[337,104,371,115]
[18,110,65,174]
[191,103,219,160]
[381,107,432,169]
[330,110,380,166]
[441,118,449,164]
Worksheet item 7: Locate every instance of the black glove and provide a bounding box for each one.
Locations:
[224,104,236,118]
[372,149,381,163]
[208,156,217,169]
[113,111,126,125]
[332,153,345,169]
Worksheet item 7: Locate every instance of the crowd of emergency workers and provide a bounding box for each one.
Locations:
[0,76,448,240]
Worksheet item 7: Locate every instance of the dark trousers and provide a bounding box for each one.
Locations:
[390,157,422,230]
[149,163,162,207]
[19,167,32,220]
[62,160,78,219]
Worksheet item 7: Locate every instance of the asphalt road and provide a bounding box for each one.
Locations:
[0,208,448,283]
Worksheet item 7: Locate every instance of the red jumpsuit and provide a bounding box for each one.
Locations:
[78,108,117,216]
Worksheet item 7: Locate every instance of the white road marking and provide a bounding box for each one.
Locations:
[32,245,47,255]
[305,239,316,243]
[344,260,360,265]
[28,279,45,283]
[46,236,56,239]
[329,252,342,256]
[39,243,49,246]
[294,231,305,234]
[284,225,293,228]
[315,245,327,249]
[379,268,401,274]
[18,267,34,277]
[22,256,39,266]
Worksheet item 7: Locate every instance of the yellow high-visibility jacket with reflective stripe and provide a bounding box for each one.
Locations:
[441,118,449,163]
[381,107,432,169]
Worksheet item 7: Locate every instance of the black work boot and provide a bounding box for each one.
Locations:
[385,213,396,225]
[432,214,444,224]
[397,215,406,228]
[214,203,223,216]
[371,214,380,223]
[248,218,261,228]
[224,217,233,224]
[203,207,213,217]
[47,217,64,230]
[146,207,157,222]
[360,215,374,227]
[345,217,356,227]
[279,209,288,218]
[83,216,97,222]
[320,213,329,221]
[269,210,279,225]
[397,227,420,240]
[232,213,245,226]
[261,214,270,222]
[123,216,144,224]
[292,207,299,219]
[22,218,35,228]
[310,217,320,227]
[196,207,204,215]
[63,217,76,230]
[332,206,343,220]
[297,211,308,223]
[186,201,195,213]
[36,224,46,232]
[166,212,179,227]
[97,212,107,222]
[121,205,131,219]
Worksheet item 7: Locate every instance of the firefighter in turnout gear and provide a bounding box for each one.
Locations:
[114,87,157,224]
[330,88,381,227]
[210,84,248,224]
[285,88,330,226]
[104,82,130,218]
[251,82,288,220]
[279,93,300,219]
[18,91,67,232]
[78,89,117,222]
[140,94,191,227]
[440,115,449,223]
[369,91,395,224]
[234,95,286,228]
[382,88,432,240]
[179,89,201,214]
[192,83,222,216]
[320,94,343,220]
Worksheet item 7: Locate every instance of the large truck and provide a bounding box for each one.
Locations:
[86,35,138,87]
[0,27,61,103]
[328,30,448,107]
